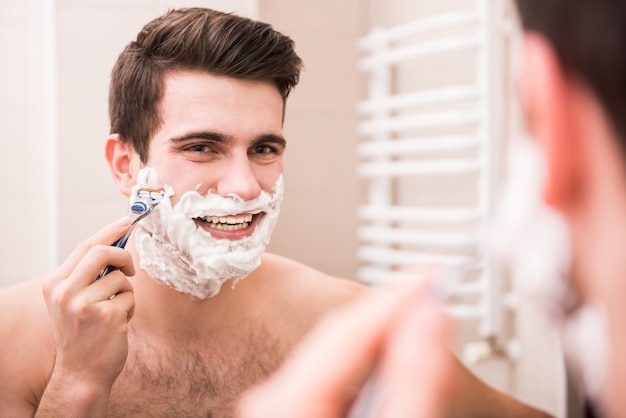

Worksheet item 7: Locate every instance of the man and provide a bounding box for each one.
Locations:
[0,8,364,417]
[240,0,626,417]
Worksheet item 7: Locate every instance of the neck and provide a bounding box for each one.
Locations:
[123,235,260,339]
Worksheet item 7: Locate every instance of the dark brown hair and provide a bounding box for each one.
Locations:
[514,0,626,150]
[109,7,303,162]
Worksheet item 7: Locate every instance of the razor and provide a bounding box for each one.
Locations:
[97,185,165,279]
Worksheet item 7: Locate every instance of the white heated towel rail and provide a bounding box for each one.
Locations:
[356,1,507,339]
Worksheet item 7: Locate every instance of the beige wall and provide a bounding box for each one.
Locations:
[0,0,363,287]
[0,0,563,415]
[358,0,563,416]
[53,0,260,265]
[260,1,365,280]
[0,0,54,284]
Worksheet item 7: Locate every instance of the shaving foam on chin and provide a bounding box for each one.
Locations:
[134,175,284,299]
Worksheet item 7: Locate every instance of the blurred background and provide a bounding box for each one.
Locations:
[0,0,567,416]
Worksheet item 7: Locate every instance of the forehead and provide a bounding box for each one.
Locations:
[153,70,285,145]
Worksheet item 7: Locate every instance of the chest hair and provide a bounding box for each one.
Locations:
[106,325,287,418]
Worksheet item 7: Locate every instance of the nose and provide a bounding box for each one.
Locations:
[215,154,262,201]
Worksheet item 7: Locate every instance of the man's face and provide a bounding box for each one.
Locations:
[130,70,286,298]
[145,70,286,238]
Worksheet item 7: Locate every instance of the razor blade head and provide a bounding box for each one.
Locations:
[136,187,164,203]
[130,199,150,215]
[130,186,165,215]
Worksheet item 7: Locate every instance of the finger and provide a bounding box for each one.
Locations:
[50,217,132,283]
[239,282,429,418]
[66,245,135,288]
[378,300,453,418]
[98,284,135,322]
[91,270,134,302]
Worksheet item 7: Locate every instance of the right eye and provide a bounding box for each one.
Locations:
[185,143,214,153]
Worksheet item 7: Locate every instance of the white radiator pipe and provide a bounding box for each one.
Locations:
[357,85,480,115]
[357,245,473,266]
[358,36,480,71]
[357,158,481,177]
[358,109,480,135]
[357,205,482,223]
[358,10,479,50]
[356,265,485,297]
[357,135,480,157]
[357,225,479,248]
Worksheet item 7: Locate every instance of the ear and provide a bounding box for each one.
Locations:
[518,33,584,211]
[105,134,140,197]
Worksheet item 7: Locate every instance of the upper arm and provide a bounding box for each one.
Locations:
[0,283,50,416]
[446,353,554,418]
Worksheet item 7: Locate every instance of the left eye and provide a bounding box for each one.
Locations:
[252,145,275,154]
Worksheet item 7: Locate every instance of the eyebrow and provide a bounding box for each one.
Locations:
[251,134,287,149]
[169,131,286,149]
[169,131,234,145]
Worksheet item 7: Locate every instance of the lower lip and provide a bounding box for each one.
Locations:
[194,213,262,240]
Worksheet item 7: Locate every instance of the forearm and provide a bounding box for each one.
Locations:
[447,383,554,418]
[446,355,554,418]
[35,374,111,418]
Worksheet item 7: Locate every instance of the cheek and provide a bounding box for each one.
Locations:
[257,170,282,193]
[256,166,283,193]
[149,160,206,196]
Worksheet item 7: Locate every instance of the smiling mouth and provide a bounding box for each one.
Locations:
[197,213,257,231]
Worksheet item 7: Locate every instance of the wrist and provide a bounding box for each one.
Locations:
[37,372,112,417]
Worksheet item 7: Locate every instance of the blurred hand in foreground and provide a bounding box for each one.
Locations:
[238,279,454,418]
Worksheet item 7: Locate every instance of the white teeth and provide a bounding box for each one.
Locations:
[201,214,255,230]
[207,223,247,231]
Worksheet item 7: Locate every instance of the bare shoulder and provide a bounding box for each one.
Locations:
[256,253,370,344]
[259,252,368,305]
[0,278,53,414]
[0,277,50,335]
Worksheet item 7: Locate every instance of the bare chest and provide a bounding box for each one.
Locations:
[106,329,286,418]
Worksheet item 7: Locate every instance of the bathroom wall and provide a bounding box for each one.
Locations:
[260,0,365,280]
[359,0,563,415]
[54,0,260,271]
[0,0,54,284]
[0,1,562,415]
[0,0,363,287]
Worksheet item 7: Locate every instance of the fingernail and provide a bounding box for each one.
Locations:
[116,216,131,226]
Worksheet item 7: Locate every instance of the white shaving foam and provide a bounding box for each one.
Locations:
[135,166,159,191]
[490,137,608,400]
[134,171,283,299]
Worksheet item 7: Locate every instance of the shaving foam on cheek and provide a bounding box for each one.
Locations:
[129,166,174,206]
[134,175,284,299]
[131,167,159,198]
[490,138,608,400]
